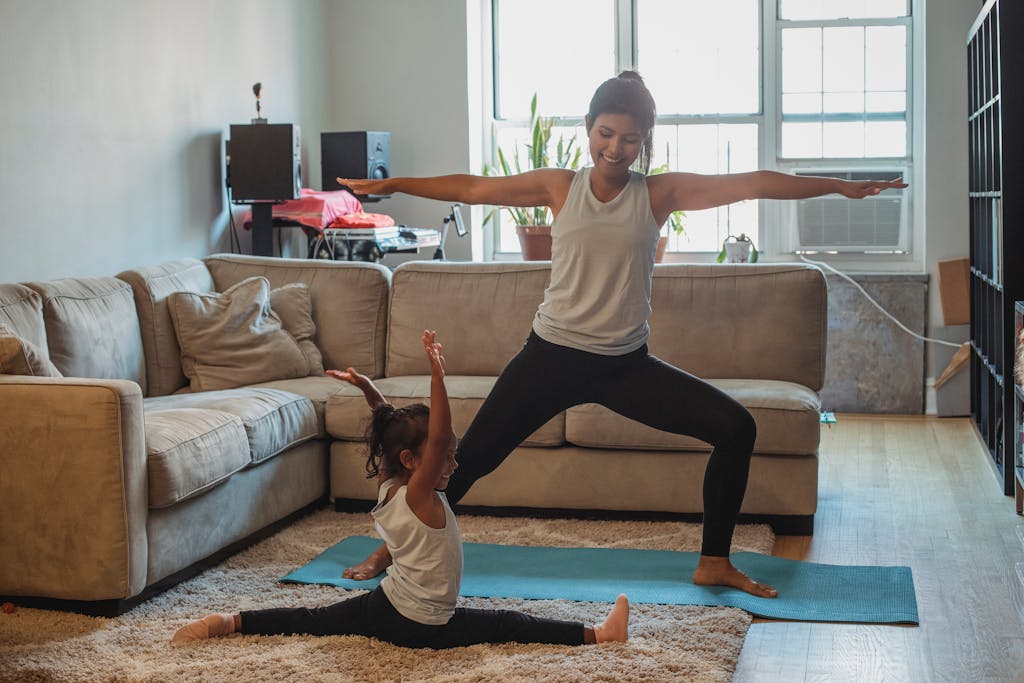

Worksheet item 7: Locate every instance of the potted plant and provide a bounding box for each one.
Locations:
[485,94,583,260]
[717,233,759,263]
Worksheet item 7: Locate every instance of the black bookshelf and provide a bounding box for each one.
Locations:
[968,0,1024,497]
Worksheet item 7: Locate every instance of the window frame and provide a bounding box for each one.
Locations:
[485,0,921,268]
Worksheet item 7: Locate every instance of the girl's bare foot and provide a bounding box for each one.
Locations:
[692,556,778,598]
[342,543,392,580]
[594,594,629,643]
[171,613,237,642]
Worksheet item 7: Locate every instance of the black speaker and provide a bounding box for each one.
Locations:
[321,131,390,192]
[227,123,302,202]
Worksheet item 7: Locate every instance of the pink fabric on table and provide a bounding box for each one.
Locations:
[329,212,396,228]
[241,189,364,232]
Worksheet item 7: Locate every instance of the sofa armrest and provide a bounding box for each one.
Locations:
[0,376,148,601]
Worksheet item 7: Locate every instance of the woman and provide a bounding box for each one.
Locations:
[338,71,906,597]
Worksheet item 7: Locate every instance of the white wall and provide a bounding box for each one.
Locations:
[324,0,481,263]
[0,0,329,282]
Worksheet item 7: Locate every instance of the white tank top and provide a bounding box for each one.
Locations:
[371,478,463,625]
[532,166,661,355]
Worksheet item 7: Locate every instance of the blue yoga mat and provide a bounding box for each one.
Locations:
[281,536,918,624]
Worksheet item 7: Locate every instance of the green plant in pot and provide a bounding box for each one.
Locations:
[717,233,759,263]
[484,94,583,260]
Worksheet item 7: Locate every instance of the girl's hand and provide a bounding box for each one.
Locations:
[337,177,391,196]
[422,330,446,377]
[327,367,370,387]
[838,177,908,199]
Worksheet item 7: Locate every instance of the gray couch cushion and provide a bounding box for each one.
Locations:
[204,254,391,379]
[325,375,565,447]
[145,408,250,508]
[565,379,821,455]
[146,388,319,464]
[0,284,48,353]
[168,277,311,392]
[249,375,344,437]
[25,277,146,391]
[648,264,827,391]
[0,323,62,377]
[386,262,551,377]
[118,259,214,397]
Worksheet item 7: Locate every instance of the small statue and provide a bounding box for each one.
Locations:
[252,82,266,123]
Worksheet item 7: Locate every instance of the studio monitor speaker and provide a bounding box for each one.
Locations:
[227,123,302,202]
[321,131,390,192]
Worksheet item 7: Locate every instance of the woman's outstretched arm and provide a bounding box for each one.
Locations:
[649,170,908,217]
[339,169,574,210]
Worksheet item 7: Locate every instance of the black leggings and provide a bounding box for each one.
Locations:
[445,332,756,557]
[240,586,584,648]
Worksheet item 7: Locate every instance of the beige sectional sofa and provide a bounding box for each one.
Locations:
[0,255,825,614]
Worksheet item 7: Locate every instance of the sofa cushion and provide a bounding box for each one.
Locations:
[204,254,391,379]
[0,323,63,377]
[325,375,565,447]
[387,262,551,377]
[249,375,344,437]
[25,277,147,391]
[145,408,250,508]
[167,277,311,392]
[117,259,214,397]
[145,387,319,464]
[565,379,821,455]
[0,284,48,354]
[269,282,325,377]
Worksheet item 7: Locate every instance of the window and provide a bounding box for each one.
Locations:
[488,0,914,257]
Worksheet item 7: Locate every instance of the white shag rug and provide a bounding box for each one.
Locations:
[0,509,774,683]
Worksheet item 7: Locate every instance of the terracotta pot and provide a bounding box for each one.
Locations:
[516,225,552,260]
[655,235,669,263]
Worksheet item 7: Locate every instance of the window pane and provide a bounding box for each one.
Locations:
[669,124,759,251]
[782,28,822,93]
[780,0,908,20]
[865,91,904,113]
[783,93,822,114]
[781,122,823,157]
[823,121,865,157]
[823,27,864,93]
[495,0,615,119]
[865,26,906,92]
[637,0,759,115]
[865,120,906,156]
[823,92,863,114]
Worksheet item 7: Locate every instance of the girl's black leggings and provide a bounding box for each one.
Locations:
[444,332,756,557]
[240,586,584,648]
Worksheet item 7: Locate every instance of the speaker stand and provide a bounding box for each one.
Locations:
[251,203,274,256]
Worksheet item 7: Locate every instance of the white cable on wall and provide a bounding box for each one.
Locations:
[798,254,963,349]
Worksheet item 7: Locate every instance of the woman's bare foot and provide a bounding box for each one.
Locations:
[342,543,392,580]
[171,613,238,642]
[594,594,629,643]
[692,556,778,598]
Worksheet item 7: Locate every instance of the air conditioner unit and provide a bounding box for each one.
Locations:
[788,168,909,253]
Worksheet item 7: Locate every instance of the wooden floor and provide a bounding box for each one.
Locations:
[733,414,1024,683]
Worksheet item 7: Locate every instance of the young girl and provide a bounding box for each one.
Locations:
[173,330,629,648]
[338,71,907,598]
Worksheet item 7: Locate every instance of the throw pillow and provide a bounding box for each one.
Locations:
[268,282,325,377]
[0,323,63,377]
[168,277,309,392]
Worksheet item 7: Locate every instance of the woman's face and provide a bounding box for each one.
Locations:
[586,113,645,177]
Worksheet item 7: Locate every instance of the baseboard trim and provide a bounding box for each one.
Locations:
[334,498,814,536]
[1,497,329,617]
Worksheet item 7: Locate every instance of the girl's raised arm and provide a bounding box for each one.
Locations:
[404,330,457,522]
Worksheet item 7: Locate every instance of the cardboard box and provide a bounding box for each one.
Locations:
[937,258,970,326]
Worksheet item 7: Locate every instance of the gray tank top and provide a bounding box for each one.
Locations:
[532,166,661,355]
